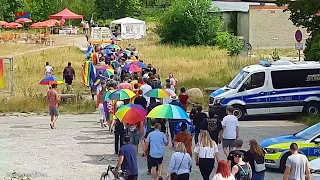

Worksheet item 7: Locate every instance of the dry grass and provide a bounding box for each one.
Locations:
[0,27,296,113]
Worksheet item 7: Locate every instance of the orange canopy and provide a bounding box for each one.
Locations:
[30,22,50,29]
[50,8,83,19]
[15,18,32,23]
[4,22,22,28]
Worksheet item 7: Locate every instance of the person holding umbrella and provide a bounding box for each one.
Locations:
[47,84,60,129]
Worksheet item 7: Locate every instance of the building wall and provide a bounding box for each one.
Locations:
[237,12,249,44]
[248,5,308,49]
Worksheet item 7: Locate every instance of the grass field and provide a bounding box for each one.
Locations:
[0,28,296,113]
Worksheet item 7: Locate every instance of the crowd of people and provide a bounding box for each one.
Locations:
[45,41,311,180]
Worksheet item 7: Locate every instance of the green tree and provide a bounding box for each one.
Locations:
[156,0,222,46]
[0,0,23,21]
[95,0,142,19]
[276,0,320,60]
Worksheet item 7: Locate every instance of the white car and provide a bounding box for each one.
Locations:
[309,158,320,179]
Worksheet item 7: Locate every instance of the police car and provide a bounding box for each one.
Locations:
[260,122,320,171]
[209,60,320,120]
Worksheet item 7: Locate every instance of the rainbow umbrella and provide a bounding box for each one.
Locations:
[116,104,147,124]
[122,63,142,72]
[102,89,115,101]
[111,61,120,69]
[145,89,172,98]
[97,65,112,70]
[106,44,121,50]
[39,76,64,85]
[103,68,114,77]
[109,89,136,100]
[130,61,147,69]
[147,104,189,119]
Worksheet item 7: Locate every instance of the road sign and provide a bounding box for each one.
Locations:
[295,42,303,50]
[295,30,303,42]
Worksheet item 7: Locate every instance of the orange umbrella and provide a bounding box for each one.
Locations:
[4,22,22,28]
[30,22,50,29]
[15,18,32,23]
[0,21,8,26]
[43,19,60,26]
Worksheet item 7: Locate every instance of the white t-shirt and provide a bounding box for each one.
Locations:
[193,143,218,158]
[163,88,175,104]
[212,173,235,180]
[45,65,53,76]
[222,115,238,139]
[140,84,152,106]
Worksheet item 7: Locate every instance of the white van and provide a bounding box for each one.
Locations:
[209,60,320,120]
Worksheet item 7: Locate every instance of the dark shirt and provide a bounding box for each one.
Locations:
[134,96,147,110]
[170,100,183,108]
[227,150,246,168]
[244,150,265,173]
[200,117,223,144]
[63,66,75,79]
[192,112,207,128]
[115,119,124,132]
[119,144,138,175]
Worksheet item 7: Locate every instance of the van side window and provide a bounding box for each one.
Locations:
[240,72,265,91]
[271,69,320,89]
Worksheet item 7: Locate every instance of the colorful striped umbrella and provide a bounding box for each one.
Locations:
[102,49,113,55]
[111,61,120,69]
[145,89,172,98]
[103,68,114,77]
[147,104,189,119]
[122,63,142,72]
[130,61,147,69]
[39,76,64,85]
[109,89,136,100]
[174,120,195,135]
[102,89,115,101]
[116,104,147,124]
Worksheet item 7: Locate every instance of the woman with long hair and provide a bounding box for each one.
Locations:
[96,86,107,128]
[213,160,235,180]
[194,130,219,180]
[244,139,266,180]
[167,142,192,180]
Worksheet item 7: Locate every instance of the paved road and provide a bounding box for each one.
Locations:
[0,114,305,180]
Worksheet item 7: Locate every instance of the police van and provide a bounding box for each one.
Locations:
[209,60,320,120]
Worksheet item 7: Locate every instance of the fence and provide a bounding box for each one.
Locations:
[0,56,14,95]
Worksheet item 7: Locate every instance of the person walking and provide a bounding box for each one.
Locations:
[117,77,133,90]
[47,84,60,129]
[213,160,236,180]
[192,105,207,144]
[283,143,311,180]
[178,87,189,112]
[128,124,141,153]
[96,86,107,128]
[143,120,156,174]
[114,101,125,154]
[167,142,192,180]
[140,78,152,108]
[174,122,193,157]
[134,90,147,110]
[169,73,178,91]
[232,151,252,180]
[116,135,139,180]
[44,62,53,77]
[145,123,169,180]
[63,62,75,93]
[163,84,175,104]
[220,106,239,157]
[194,130,219,180]
[244,139,266,180]
[227,139,246,169]
[200,109,222,145]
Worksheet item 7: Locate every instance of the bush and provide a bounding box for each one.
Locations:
[156,0,222,46]
[304,32,320,61]
[216,32,243,56]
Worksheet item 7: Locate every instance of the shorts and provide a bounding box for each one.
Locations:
[150,157,163,167]
[223,139,236,148]
[65,77,73,85]
[98,103,105,120]
[49,106,59,116]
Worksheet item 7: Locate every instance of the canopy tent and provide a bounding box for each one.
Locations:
[110,17,146,39]
[50,8,83,19]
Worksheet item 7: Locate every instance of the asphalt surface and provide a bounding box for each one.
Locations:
[0,114,305,180]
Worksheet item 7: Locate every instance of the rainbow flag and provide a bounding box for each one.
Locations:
[82,61,96,87]
[0,59,4,89]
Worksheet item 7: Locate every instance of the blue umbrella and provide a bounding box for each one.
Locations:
[103,49,113,55]
[106,44,121,50]
[174,120,195,135]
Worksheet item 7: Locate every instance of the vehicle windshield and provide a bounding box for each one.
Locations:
[295,123,320,140]
[227,70,249,89]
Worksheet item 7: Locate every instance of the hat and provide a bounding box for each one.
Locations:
[143,73,149,79]
[233,150,244,158]
[170,95,178,100]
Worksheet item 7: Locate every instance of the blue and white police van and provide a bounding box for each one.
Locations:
[209,60,320,120]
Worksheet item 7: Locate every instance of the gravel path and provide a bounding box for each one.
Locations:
[0,114,304,180]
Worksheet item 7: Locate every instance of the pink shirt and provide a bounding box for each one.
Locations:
[117,82,133,90]
[47,89,58,107]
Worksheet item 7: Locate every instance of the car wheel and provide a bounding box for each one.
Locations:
[232,105,245,120]
[280,152,291,173]
[304,102,319,116]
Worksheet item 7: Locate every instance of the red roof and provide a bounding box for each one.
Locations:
[50,8,83,19]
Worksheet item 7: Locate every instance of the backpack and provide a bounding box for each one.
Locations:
[150,79,161,89]
[253,153,266,172]
[64,67,73,77]
[237,163,251,180]
[206,118,218,132]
